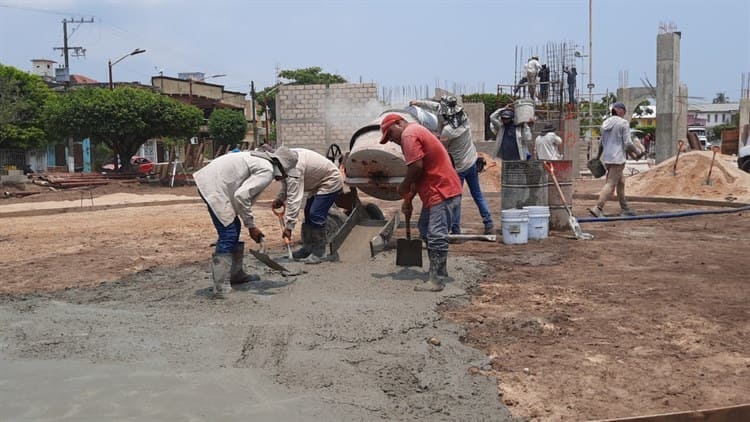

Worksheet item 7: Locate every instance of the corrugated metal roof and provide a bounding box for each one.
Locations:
[687,103,740,112]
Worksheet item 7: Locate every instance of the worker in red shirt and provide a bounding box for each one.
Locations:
[379,113,463,292]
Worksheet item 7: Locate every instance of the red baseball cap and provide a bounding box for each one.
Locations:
[379,114,402,144]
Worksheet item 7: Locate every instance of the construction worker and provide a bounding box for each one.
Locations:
[489,107,533,161]
[591,102,638,217]
[379,113,463,292]
[525,56,541,101]
[272,147,344,264]
[535,123,563,160]
[409,97,495,235]
[194,147,298,297]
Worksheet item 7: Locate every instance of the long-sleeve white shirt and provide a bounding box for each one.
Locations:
[535,132,563,160]
[276,148,344,230]
[194,151,275,228]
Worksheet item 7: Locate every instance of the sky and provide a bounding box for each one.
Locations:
[1,0,749,105]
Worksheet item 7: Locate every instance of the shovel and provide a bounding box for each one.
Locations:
[247,238,292,273]
[272,204,293,259]
[673,139,685,176]
[396,210,423,267]
[704,145,720,185]
[544,161,593,240]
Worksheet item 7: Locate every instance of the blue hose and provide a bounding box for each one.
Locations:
[577,204,750,223]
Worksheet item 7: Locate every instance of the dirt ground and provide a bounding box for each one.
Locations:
[1,164,749,420]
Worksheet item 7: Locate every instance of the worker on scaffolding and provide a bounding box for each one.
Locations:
[525,56,542,101]
[563,66,578,105]
[538,64,550,103]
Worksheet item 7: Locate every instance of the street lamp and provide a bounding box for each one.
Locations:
[108,48,146,90]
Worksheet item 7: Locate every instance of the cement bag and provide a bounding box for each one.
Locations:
[404,105,438,133]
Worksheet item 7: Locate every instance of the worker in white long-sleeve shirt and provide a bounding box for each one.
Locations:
[272,147,343,264]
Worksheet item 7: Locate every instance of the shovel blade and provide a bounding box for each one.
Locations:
[396,238,423,267]
[569,215,594,240]
[247,249,290,272]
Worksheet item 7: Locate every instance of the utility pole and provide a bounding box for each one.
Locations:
[53,17,94,85]
[250,81,258,147]
[587,0,595,150]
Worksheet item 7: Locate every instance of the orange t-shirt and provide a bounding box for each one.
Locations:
[401,123,462,208]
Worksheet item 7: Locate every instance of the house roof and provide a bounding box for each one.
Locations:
[687,103,740,113]
[70,74,99,84]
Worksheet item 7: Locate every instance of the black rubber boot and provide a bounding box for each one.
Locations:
[414,250,445,292]
[230,242,260,285]
[300,226,328,264]
[292,224,313,260]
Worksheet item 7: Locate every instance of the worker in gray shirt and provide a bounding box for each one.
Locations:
[409,97,495,234]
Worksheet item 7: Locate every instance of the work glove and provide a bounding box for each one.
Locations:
[248,227,264,244]
[282,228,292,240]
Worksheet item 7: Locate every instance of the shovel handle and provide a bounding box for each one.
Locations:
[404,210,412,240]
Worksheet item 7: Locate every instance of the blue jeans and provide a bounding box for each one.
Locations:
[304,189,341,228]
[417,195,461,253]
[201,193,240,254]
[452,163,494,234]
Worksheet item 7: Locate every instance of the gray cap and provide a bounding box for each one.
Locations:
[268,146,298,177]
[612,102,626,111]
[500,109,514,119]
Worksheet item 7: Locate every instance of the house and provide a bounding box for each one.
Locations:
[687,103,739,128]
[632,106,655,127]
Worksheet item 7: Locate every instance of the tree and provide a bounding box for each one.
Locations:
[44,86,204,171]
[208,108,247,149]
[255,66,347,140]
[278,66,347,85]
[0,64,55,149]
[633,100,653,117]
[712,92,729,104]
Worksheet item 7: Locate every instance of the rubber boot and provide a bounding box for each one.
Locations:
[300,226,328,264]
[211,253,233,297]
[414,250,445,292]
[230,242,260,285]
[435,250,449,279]
[292,224,313,260]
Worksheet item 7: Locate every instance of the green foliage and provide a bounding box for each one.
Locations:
[43,86,204,171]
[208,109,247,147]
[0,64,55,149]
[633,100,653,117]
[712,92,729,104]
[462,93,513,140]
[278,67,347,85]
[633,125,655,138]
[256,67,348,122]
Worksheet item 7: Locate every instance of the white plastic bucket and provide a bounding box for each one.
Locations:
[523,205,550,240]
[514,99,534,125]
[501,209,529,245]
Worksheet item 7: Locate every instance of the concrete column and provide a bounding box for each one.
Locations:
[655,32,681,164]
[562,118,580,174]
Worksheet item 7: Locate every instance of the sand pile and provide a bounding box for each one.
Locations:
[627,151,750,202]
[478,152,502,192]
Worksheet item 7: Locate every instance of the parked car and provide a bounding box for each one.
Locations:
[102,156,154,175]
[739,144,750,173]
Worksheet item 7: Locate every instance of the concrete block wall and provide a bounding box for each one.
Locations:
[276,83,381,154]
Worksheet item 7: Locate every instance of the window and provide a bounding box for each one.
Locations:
[722,114,726,123]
